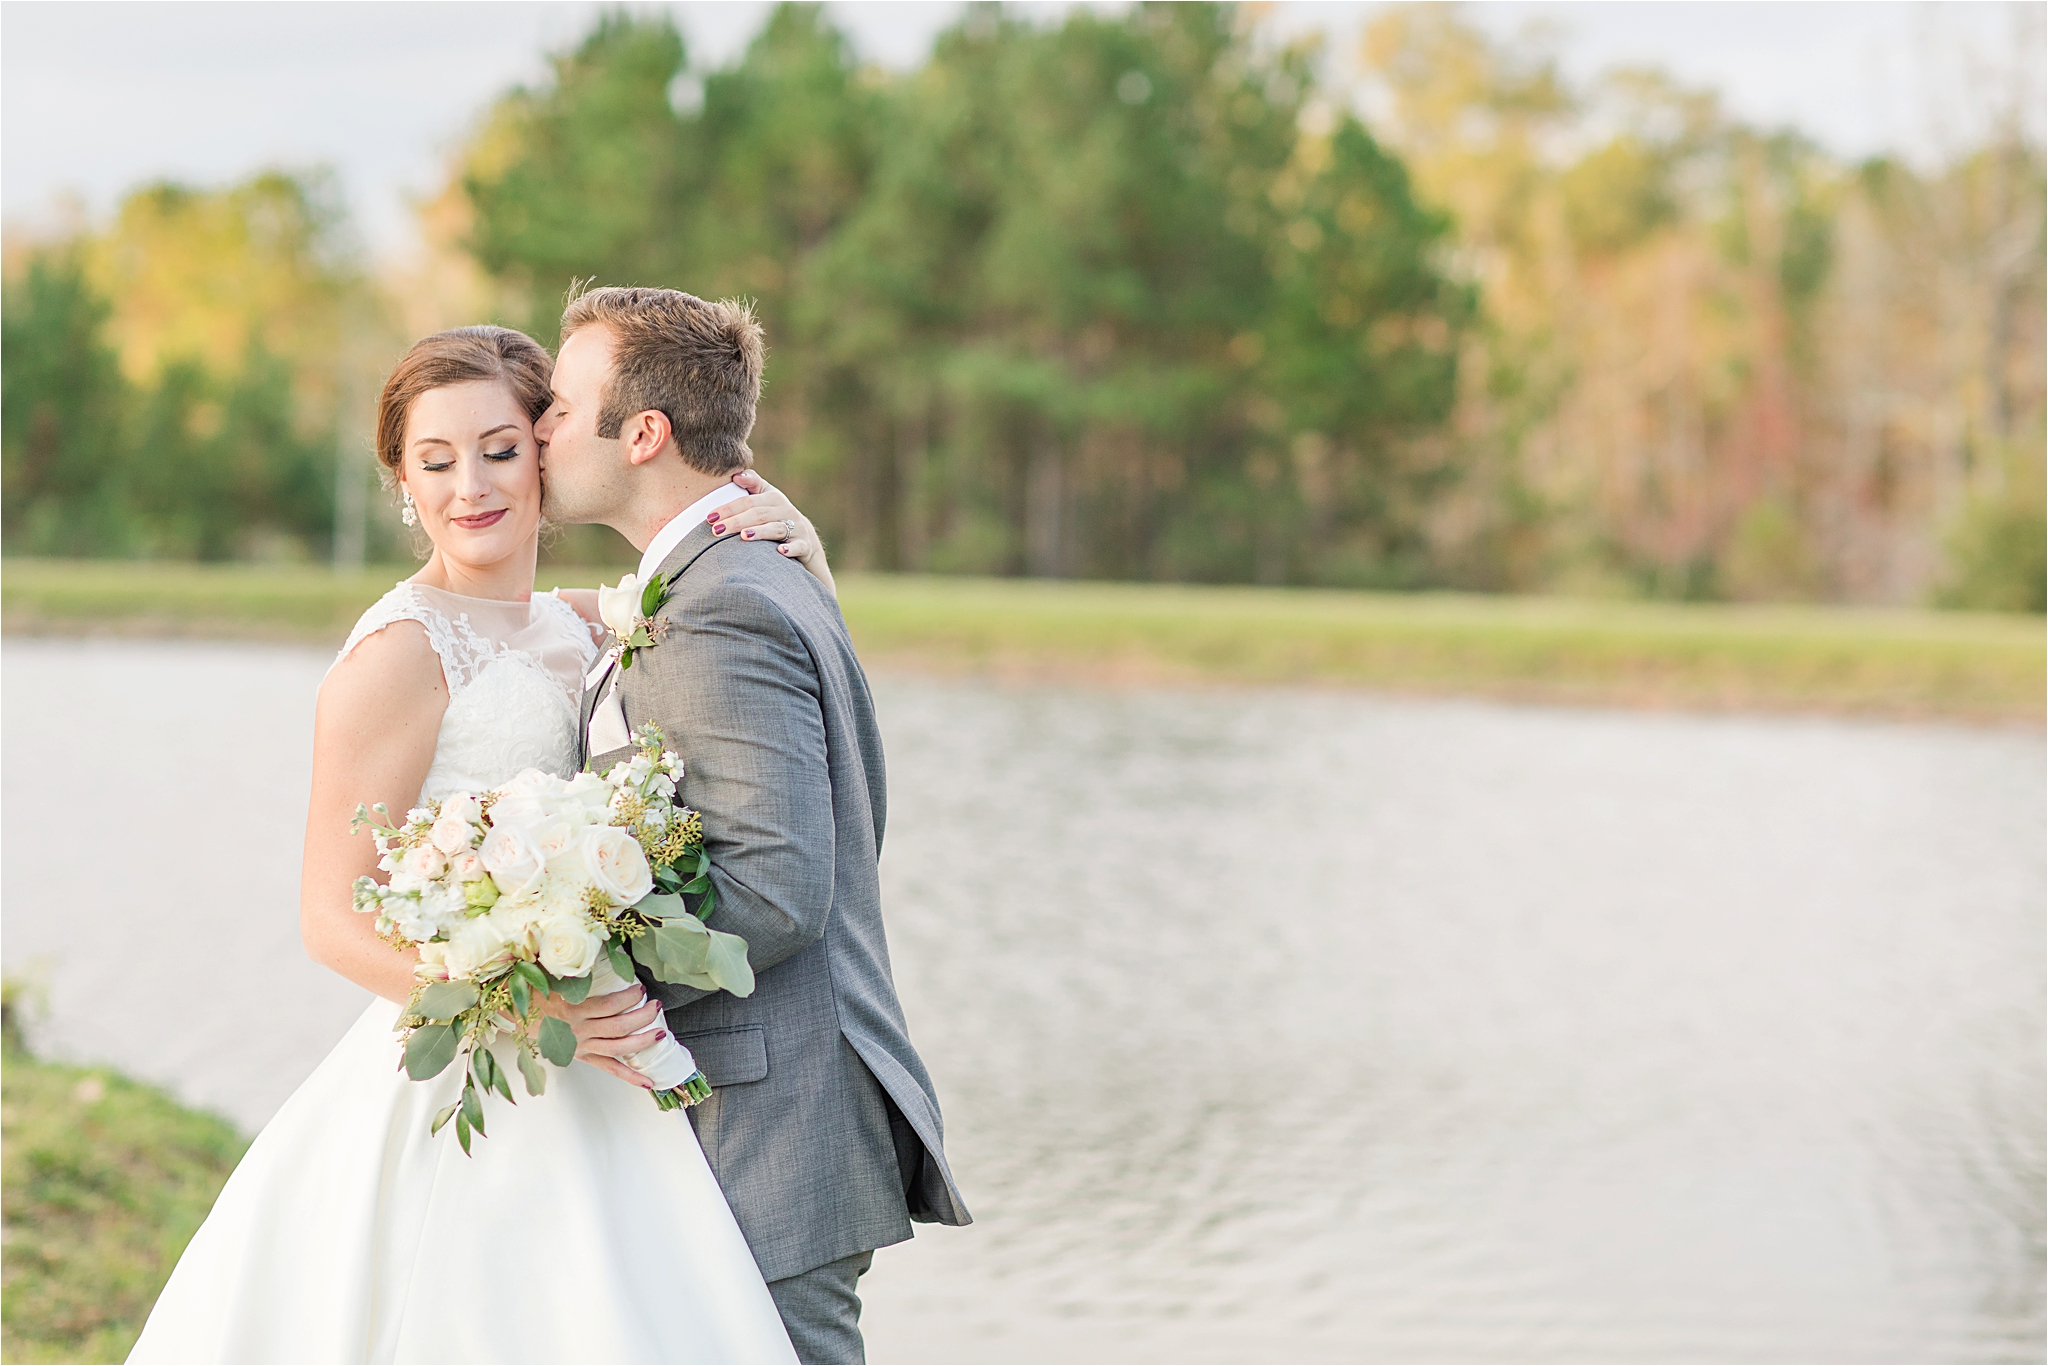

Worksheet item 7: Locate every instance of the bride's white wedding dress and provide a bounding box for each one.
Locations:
[130,583,796,1365]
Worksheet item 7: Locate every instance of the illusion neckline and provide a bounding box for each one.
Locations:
[404,579,540,608]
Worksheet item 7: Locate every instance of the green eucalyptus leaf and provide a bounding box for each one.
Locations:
[414,980,479,1021]
[628,626,655,649]
[608,943,634,982]
[455,1106,473,1155]
[635,892,684,922]
[490,1060,516,1105]
[704,930,755,998]
[461,1080,486,1136]
[512,961,549,996]
[430,1102,459,1136]
[508,975,530,1018]
[516,1046,547,1097]
[553,970,593,1005]
[631,932,664,975]
[403,1024,459,1081]
[537,1016,577,1067]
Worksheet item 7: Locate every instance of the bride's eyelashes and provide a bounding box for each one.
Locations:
[417,448,521,473]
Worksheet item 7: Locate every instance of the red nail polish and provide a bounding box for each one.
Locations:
[712,523,725,535]
[742,529,754,539]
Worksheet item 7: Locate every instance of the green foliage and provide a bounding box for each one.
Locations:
[1,1023,246,1364]
[1939,490,2047,613]
[2,169,355,561]
[2,251,136,556]
[457,2,1471,587]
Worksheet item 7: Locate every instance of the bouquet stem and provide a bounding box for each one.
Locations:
[652,1073,713,1111]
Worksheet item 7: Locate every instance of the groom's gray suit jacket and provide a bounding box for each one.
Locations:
[581,521,970,1282]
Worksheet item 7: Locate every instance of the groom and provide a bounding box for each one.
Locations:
[534,285,970,1363]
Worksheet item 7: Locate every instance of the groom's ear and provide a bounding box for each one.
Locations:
[621,409,675,468]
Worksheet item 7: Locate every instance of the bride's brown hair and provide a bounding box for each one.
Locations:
[374,326,554,481]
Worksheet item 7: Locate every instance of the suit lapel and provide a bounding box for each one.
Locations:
[580,521,728,765]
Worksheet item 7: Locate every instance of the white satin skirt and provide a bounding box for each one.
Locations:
[129,998,796,1365]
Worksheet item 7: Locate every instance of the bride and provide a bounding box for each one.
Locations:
[129,325,831,1364]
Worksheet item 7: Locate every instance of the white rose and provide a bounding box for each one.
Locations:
[450,850,485,882]
[430,813,476,854]
[414,941,451,981]
[583,826,654,905]
[597,575,641,640]
[441,917,513,981]
[536,915,605,978]
[400,843,449,882]
[479,823,544,894]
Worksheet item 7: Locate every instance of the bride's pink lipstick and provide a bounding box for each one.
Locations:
[451,509,508,530]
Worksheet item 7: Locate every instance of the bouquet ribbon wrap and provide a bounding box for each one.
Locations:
[587,959,700,1091]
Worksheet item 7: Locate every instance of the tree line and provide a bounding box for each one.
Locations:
[4,3,2041,608]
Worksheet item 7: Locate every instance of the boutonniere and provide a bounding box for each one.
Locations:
[597,572,672,670]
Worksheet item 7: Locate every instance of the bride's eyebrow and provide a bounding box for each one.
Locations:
[478,424,518,441]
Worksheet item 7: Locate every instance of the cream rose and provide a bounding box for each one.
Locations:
[597,574,641,640]
[400,843,449,882]
[479,823,543,894]
[583,826,654,905]
[450,850,485,882]
[440,793,484,826]
[527,816,580,863]
[441,917,513,981]
[536,915,605,978]
[430,812,476,855]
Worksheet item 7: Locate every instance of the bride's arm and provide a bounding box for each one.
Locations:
[553,472,838,634]
[299,621,447,1004]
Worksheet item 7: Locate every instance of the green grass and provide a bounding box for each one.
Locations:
[1,1006,246,1364]
[3,558,2041,721]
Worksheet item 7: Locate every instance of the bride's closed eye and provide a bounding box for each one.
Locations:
[419,448,520,472]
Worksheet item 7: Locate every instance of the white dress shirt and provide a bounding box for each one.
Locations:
[637,482,747,585]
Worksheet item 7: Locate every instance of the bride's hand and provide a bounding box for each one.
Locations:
[531,983,664,1089]
[709,470,837,598]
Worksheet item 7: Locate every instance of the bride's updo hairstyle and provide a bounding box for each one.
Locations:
[374,325,554,482]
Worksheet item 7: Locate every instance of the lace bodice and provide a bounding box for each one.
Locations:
[334,582,601,803]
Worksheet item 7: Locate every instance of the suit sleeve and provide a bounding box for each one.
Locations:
[626,578,834,1010]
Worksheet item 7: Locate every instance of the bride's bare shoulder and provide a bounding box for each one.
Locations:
[553,588,601,625]
[320,617,448,721]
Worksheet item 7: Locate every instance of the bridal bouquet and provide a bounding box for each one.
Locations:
[351,723,754,1152]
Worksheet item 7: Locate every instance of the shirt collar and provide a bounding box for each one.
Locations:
[636,482,747,585]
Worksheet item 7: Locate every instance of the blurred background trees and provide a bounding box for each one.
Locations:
[4,1,2041,609]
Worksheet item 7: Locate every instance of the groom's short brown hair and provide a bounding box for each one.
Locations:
[559,285,764,475]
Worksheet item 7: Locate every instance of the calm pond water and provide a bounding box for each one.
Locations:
[4,637,2042,1363]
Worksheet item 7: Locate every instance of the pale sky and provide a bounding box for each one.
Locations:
[2,1,2040,258]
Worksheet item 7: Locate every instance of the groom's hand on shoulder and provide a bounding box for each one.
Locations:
[535,985,663,1088]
